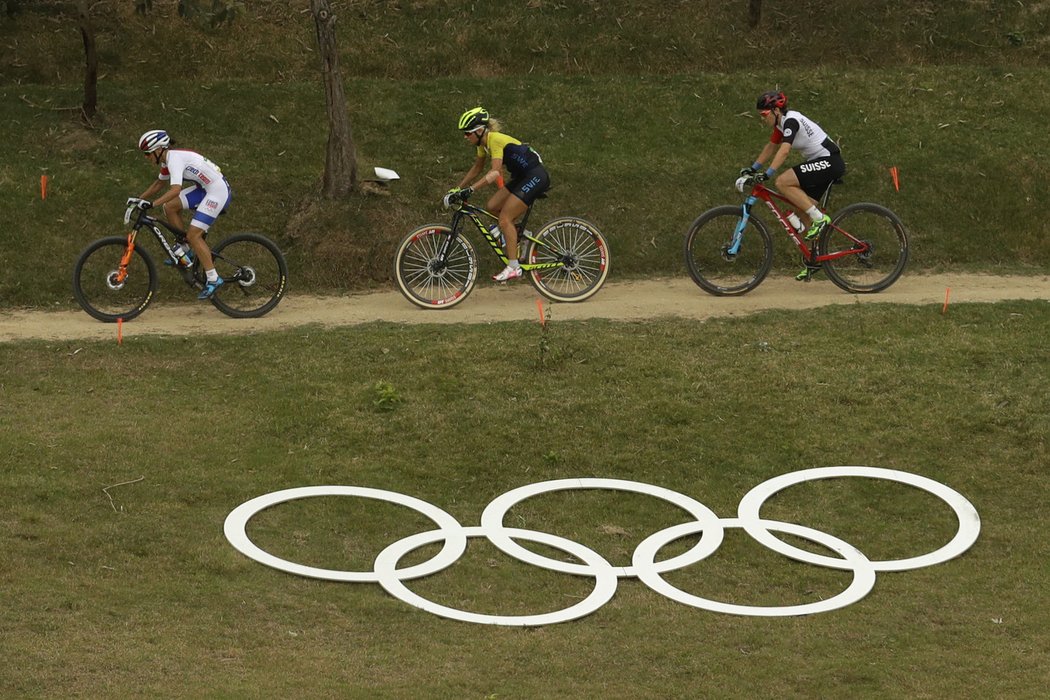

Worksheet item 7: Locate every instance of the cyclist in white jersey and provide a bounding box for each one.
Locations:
[129,129,231,299]
[741,91,845,245]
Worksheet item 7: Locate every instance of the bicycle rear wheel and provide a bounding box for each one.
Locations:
[394,224,479,309]
[525,217,610,303]
[683,205,773,296]
[72,236,157,322]
[820,203,909,293]
[209,233,289,318]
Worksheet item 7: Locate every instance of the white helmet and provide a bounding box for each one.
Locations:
[138,129,170,153]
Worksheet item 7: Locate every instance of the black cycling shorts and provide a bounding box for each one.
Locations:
[507,166,550,206]
[793,152,846,200]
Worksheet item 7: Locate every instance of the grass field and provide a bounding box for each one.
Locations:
[3,2,1049,697]
[1,0,1048,305]
[2,303,1048,696]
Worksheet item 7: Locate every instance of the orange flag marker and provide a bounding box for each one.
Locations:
[536,299,546,327]
[942,288,951,315]
[40,174,49,200]
[117,317,124,345]
[890,166,900,192]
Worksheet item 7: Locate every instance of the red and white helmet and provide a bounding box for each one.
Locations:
[138,129,170,153]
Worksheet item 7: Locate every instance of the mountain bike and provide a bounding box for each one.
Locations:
[683,175,908,296]
[394,191,610,309]
[72,202,288,322]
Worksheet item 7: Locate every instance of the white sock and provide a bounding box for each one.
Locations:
[509,260,521,269]
[206,268,218,282]
[806,206,824,222]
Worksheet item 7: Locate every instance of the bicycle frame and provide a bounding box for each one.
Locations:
[124,206,188,260]
[445,201,564,273]
[733,183,870,265]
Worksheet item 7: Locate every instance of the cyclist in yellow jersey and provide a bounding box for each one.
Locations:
[448,107,550,282]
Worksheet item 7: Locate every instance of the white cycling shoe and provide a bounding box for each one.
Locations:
[493,265,523,282]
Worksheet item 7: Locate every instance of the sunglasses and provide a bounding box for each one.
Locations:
[759,109,772,117]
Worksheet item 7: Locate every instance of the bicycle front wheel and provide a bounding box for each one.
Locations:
[72,236,157,322]
[821,203,909,293]
[525,217,610,303]
[394,224,479,309]
[209,233,289,318]
[683,205,773,296]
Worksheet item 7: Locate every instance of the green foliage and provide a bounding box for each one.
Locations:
[370,379,403,411]
[0,2,1046,308]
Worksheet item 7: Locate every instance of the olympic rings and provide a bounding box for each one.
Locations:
[223,466,981,627]
[736,466,982,572]
[223,486,466,582]
[480,478,724,577]
[375,527,619,627]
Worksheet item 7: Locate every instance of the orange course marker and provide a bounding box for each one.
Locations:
[890,166,900,192]
[40,174,49,200]
[117,317,124,345]
[942,288,951,315]
[536,299,546,327]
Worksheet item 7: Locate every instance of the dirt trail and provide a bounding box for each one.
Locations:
[1,273,1047,343]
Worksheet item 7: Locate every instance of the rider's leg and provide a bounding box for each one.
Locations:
[498,195,529,262]
[774,170,819,222]
[776,168,830,240]
[162,198,186,236]
[185,224,215,271]
[486,188,510,216]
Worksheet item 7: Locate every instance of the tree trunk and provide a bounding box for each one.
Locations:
[77,0,98,122]
[310,0,357,198]
[748,0,762,28]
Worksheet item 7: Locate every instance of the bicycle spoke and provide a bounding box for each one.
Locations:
[527,217,609,303]
[683,206,773,296]
[395,226,478,308]
[72,238,156,322]
[209,234,288,318]
[822,203,909,293]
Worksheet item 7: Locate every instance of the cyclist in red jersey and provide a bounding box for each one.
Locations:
[741,91,846,281]
[742,92,845,235]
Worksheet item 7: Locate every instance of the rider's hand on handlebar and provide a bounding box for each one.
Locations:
[739,165,759,177]
[126,197,152,210]
[441,187,473,209]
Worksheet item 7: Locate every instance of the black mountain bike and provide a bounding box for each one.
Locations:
[394,191,610,309]
[72,202,288,322]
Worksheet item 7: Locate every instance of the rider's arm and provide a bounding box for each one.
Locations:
[458,156,485,189]
[752,142,777,168]
[469,158,503,191]
[766,142,793,174]
[139,179,166,200]
[151,184,183,207]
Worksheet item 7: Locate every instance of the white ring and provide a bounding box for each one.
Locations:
[633,517,877,616]
[223,486,466,582]
[375,526,618,626]
[736,466,981,572]
[479,478,725,577]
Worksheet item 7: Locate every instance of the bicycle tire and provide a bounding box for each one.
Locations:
[683,205,773,296]
[208,233,289,318]
[72,236,157,322]
[820,203,909,294]
[394,224,479,309]
[525,216,610,303]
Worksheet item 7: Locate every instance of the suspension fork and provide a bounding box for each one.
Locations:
[727,196,756,257]
[115,230,139,283]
